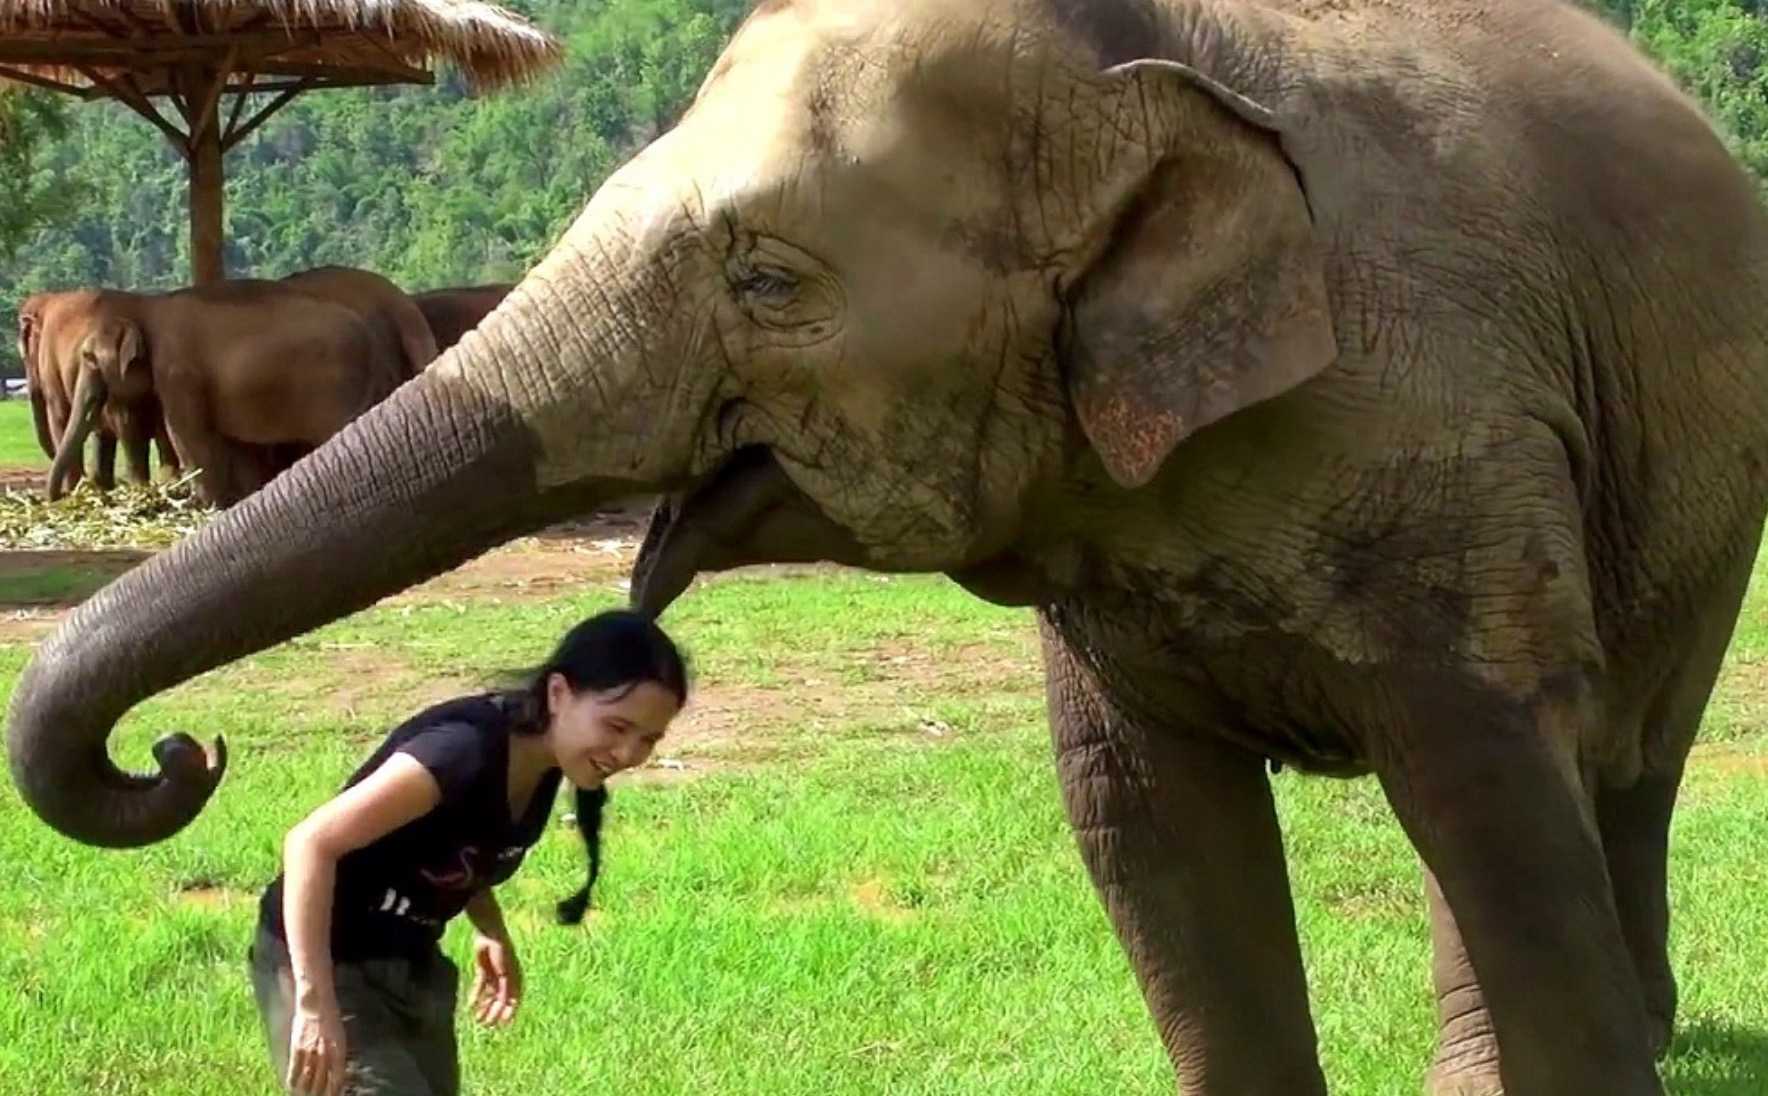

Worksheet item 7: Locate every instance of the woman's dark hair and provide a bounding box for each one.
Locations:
[504,609,689,734]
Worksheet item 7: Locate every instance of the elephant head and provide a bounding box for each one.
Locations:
[18,293,54,461]
[8,0,1334,846]
[46,297,148,502]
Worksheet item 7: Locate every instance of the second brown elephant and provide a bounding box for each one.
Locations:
[21,289,179,496]
[411,284,514,354]
[47,281,407,506]
[280,266,439,380]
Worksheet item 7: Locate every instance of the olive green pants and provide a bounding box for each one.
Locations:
[249,925,461,1095]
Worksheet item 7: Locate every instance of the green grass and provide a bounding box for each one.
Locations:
[0,399,45,468]
[0,559,1765,1094]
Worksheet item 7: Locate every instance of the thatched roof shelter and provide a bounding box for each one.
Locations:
[0,1,563,283]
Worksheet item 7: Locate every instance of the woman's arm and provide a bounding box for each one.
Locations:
[464,888,511,942]
[283,753,441,1003]
[465,889,523,1027]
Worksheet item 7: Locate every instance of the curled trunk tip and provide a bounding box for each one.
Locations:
[5,651,228,848]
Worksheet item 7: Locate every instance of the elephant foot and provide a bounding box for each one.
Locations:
[1425,1065,1503,1096]
[1426,1037,1503,1096]
[1648,1011,1674,1061]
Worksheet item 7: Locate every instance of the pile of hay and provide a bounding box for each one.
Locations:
[0,474,216,550]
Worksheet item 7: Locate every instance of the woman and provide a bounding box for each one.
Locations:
[249,609,689,1096]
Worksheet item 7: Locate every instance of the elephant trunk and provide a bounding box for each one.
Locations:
[46,366,103,501]
[5,284,632,848]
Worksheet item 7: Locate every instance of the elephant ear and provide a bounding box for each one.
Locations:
[1060,59,1337,490]
[17,310,39,374]
[116,321,146,380]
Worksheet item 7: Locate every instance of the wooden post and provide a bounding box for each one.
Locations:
[185,66,227,285]
[188,125,224,285]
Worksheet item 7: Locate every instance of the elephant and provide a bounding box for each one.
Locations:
[21,289,180,498]
[9,2,1768,1093]
[280,265,440,380]
[44,281,407,507]
[411,284,515,355]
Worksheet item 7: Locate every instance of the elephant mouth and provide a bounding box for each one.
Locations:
[629,445,864,617]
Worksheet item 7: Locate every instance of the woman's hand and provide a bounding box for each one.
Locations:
[471,932,523,1027]
[286,996,348,1096]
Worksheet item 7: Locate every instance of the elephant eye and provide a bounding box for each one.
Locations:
[733,268,799,302]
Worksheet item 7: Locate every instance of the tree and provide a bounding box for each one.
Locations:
[0,89,72,262]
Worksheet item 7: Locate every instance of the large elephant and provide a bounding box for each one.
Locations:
[9,2,1768,1093]
[281,265,440,379]
[21,289,180,498]
[411,283,515,354]
[44,281,407,507]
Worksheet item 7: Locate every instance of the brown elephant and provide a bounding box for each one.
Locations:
[11,3,1768,1093]
[411,283,514,355]
[280,265,440,380]
[45,281,407,507]
[21,289,179,497]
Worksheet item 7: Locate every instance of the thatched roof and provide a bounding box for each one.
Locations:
[0,0,563,97]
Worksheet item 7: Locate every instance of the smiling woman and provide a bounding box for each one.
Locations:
[248,610,689,1096]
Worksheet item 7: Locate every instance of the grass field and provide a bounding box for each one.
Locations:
[0,402,1765,1093]
[0,400,44,467]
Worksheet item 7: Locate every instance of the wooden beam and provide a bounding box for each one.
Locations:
[0,66,102,99]
[188,117,225,284]
[191,48,239,138]
[74,65,188,149]
[0,33,329,67]
[244,59,434,86]
[220,71,256,145]
[221,81,310,152]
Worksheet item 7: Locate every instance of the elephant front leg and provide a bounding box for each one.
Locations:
[1378,680,1663,1095]
[1596,769,1681,1060]
[1044,632,1326,1095]
[94,432,117,490]
[121,431,152,486]
[154,424,182,481]
[1424,868,1503,1096]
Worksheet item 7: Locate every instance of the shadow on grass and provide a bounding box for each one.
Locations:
[1663,1021,1768,1094]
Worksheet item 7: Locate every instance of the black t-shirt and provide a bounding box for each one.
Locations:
[258,692,565,962]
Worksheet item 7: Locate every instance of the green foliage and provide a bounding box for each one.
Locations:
[7,0,1768,378]
[0,0,750,374]
[1628,1,1768,185]
[0,89,74,264]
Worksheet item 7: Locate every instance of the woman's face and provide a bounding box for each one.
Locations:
[545,675,681,787]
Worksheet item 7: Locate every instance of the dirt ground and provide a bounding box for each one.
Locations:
[0,465,1043,788]
[0,492,659,630]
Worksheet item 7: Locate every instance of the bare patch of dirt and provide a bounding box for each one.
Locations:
[207,646,480,725]
[1693,745,1768,778]
[0,608,69,642]
[611,682,801,784]
[389,535,639,605]
[173,879,253,910]
[849,877,915,924]
[868,638,1040,692]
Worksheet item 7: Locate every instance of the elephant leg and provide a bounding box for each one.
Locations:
[1594,534,1756,1061]
[121,430,152,486]
[94,432,118,491]
[1378,681,1662,1096]
[155,425,182,479]
[1424,868,1503,1096]
[1596,767,1681,1061]
[1043,624,1327,1095]
[164,411,248,508]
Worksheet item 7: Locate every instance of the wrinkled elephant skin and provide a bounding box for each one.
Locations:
[12,3,1768,1093]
